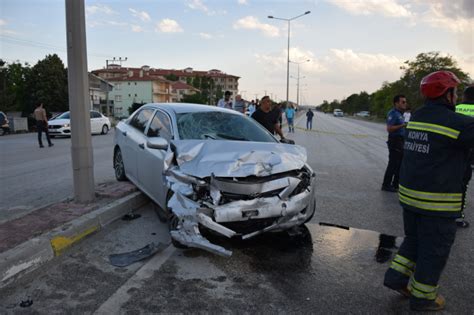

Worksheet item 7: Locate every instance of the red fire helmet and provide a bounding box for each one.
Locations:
[420,71,461,99]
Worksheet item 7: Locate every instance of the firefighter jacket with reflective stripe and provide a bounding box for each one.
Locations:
[456,103,474,117]
[456,103,474,165]
[399,100,474,218]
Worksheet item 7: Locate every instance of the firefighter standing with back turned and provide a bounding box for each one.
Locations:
[455,86,474,228]
[383,71,474,311]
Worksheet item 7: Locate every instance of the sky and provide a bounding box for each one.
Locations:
[1,0,473,105]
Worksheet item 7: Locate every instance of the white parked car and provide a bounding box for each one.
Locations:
[356,111,370,117]
[114,103,316,256]
[333,109,344,117]
[48,110,111,137]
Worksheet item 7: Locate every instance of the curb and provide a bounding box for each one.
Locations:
[0,191,148,288]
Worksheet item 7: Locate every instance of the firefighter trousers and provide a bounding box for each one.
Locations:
[384,209,457,304]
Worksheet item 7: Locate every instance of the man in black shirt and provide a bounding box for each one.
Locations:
[251,96,286,140]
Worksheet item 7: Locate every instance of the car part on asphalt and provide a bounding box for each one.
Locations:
[109,242,168,267]
[121,213,141,221]
[19,299,33,308]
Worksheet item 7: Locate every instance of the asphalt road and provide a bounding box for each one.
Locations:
[1,112,473,313]
[0,131,116,223]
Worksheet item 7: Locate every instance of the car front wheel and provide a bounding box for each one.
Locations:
[101,125,109,135]
[114,148,127,181]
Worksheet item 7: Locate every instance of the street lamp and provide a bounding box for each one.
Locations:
[268,11,310,108]
[290,59,310,107]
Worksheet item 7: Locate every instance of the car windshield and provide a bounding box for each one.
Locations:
[54,112,70,119]
[176,111,277,143]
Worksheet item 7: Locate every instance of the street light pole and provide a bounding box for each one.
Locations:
[268,11,310,108]
[290,59,310,107]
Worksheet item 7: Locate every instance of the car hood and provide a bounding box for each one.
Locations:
[49,119,70,125]
[169,140,307,178]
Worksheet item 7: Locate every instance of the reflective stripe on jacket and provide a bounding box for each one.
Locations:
[399,100,474,218]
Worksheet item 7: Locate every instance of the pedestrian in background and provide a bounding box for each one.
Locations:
[285,105,295,133]
[306,108,314,130]
[34,103,53,148]
[455,85,474,228]
[217,91,232,109]
[381,95,407,192]
[248,100,256,116]
[383,71,474,311]
[233,94,245,114]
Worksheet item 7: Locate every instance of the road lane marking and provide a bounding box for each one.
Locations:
[94,245,176,314]
[295,126,383,139]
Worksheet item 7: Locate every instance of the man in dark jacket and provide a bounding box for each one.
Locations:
[383,71,474,311]
[455,85,474,228]
[381,95,408,192]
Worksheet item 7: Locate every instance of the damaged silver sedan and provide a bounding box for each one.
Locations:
[114,103,316,256]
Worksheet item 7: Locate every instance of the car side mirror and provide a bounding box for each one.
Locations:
[280,138,295,145]
[147,137,169,150]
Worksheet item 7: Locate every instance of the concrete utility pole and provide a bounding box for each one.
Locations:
[65,0,95,203]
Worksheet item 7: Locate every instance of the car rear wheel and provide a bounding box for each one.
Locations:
[114,148,127,181]
[0,128,4,136]
[101,125,109,135]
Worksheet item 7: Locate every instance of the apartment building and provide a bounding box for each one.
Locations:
[92,65,240,115]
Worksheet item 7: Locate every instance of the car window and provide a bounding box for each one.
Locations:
[129,108,154,134]
[176,111,277,143]
[90,111,101,118]
[147,111,172,141]
[55,112,70,119]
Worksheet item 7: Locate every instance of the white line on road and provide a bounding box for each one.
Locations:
[94,245,176,314]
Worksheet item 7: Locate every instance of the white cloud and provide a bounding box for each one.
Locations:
[0,19,18,35]
[233,16,280,37]
[85,4,117,15]
[131,25,145,33]
[238,0,248,5]
[255,48,403,91]
[326,0,414,18]
[156,19,183,33]
[199,32,213,39]
[129,8,151,22]
[186,0,225,15]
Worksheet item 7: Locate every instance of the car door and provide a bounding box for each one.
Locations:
[89,111,99,133]
[137,109,173,208]
[121,108,154,184]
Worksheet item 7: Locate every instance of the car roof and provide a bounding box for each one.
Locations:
[142,103,238,115]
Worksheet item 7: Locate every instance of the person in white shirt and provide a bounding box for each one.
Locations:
[217,91,232,109]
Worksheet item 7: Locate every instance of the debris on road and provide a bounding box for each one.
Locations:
[109,242,168,267]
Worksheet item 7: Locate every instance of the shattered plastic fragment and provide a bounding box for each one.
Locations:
[109,243,167,267]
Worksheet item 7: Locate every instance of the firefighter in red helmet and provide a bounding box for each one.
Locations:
[383,71,474,311]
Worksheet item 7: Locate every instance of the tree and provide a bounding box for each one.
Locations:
[128,102,146,115]
[26,54,68,115]
[0,60,32,113]
[164,74,179,81]
[181,93,207,104]
[399,52,470,109]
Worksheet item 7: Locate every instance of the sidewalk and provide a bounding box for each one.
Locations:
[0,180,147,287]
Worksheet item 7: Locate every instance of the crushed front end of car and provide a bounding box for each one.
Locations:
[164,140,316,257]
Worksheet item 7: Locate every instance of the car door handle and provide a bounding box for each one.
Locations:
[138,143,145,149]
[122,131,127,136]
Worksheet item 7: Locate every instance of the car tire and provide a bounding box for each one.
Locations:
[0,128,4,136]
[101,125,109,135]
[114,148,127,181]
